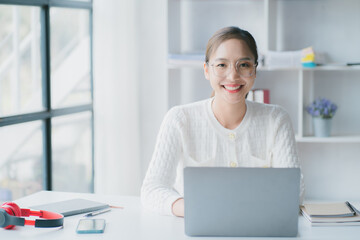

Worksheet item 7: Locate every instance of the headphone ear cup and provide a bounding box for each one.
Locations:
[1,202,21,217]
[1,202,21,229]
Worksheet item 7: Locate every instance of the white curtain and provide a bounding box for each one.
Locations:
[93,0,167,195]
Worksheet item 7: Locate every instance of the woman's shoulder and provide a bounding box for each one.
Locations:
[168,98,210,115]
[246,100,290,120]
[165,98,211,123]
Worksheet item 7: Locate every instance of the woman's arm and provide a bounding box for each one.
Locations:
[271,108,305,203]
[141,107,184,215]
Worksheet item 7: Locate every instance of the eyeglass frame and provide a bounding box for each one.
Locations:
[206,59,258,78]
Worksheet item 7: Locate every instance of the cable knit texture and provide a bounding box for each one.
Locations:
[141,98,305,215]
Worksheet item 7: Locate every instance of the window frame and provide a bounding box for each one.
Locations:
[0,0,94,193]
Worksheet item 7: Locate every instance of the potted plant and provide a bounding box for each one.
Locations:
[306,97,338,137]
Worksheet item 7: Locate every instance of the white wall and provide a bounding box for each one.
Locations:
[299,143,360,201]
[137,1,168,178]
[93,0,167,195]
[93,0,141,195]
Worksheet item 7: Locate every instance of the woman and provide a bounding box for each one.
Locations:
[141,26,304,217]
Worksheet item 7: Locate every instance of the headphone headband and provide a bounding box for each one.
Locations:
[0,203,64,229]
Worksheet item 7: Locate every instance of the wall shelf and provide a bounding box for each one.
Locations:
[296,135,360,143]
[168,57,360,72]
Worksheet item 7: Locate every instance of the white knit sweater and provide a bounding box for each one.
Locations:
[141,98,304,215]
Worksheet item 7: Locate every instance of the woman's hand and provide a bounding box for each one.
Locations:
[172,198,184,217]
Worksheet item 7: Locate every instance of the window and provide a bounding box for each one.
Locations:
[0,0,93,201]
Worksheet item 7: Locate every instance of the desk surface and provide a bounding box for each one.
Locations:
[1,191,360,240]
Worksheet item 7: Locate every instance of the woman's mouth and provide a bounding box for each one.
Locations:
[223,84,243,93]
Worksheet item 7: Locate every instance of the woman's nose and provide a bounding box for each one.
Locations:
[228,64,240,80]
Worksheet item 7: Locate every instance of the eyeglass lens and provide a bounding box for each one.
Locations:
[211,60,255,77]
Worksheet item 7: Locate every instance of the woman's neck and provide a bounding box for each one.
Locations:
[211,97,247,130]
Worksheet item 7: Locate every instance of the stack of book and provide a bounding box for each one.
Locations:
[301,201,360,226]
[265,50,302,68]
[247,89,270,104]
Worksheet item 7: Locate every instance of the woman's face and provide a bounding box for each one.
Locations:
[204,39,256,105]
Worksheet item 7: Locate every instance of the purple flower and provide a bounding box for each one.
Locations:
[323,108,329,115]
[306,97,338,119]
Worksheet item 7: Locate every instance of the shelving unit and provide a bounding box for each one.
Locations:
[168,0,360,143]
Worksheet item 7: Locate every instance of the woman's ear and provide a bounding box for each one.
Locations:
[204,62,210,80]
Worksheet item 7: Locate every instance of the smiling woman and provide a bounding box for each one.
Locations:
[141,26,304,217]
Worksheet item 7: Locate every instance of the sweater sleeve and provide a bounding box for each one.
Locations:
[141,107,184,215]
[271,107,305,204]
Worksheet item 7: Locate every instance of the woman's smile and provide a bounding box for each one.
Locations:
[222,84,243,93]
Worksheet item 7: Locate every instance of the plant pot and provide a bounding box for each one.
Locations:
[312,117,332,137]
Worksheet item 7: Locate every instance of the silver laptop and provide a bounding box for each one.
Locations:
[184,167,300,237]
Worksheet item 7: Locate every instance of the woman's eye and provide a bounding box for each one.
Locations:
[216,63,226,68]
[238,62,250,68]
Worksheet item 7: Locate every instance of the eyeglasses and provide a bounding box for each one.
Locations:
[208,59,257,78]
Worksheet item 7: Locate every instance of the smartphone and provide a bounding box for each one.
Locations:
[76,219,106,234]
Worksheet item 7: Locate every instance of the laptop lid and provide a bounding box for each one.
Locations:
[184,167,300,237]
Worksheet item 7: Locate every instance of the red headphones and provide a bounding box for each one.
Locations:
[0,202,64,229]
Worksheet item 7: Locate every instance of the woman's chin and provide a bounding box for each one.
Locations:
[221,94,246,105]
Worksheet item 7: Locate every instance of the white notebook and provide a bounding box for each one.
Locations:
[304,202,355,217]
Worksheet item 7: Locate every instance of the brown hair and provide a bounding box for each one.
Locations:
[205,26,258,65]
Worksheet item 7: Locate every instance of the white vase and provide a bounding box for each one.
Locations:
[312,117,332,137]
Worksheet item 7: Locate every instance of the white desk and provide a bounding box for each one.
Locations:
[1,191,360,239]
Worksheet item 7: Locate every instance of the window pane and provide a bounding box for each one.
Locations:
[50,8,91,108]
[0,121,44,201]
[0,6,42,117]
[52,111,92,192]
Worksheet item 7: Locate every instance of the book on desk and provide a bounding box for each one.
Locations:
[301,202,360,226]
